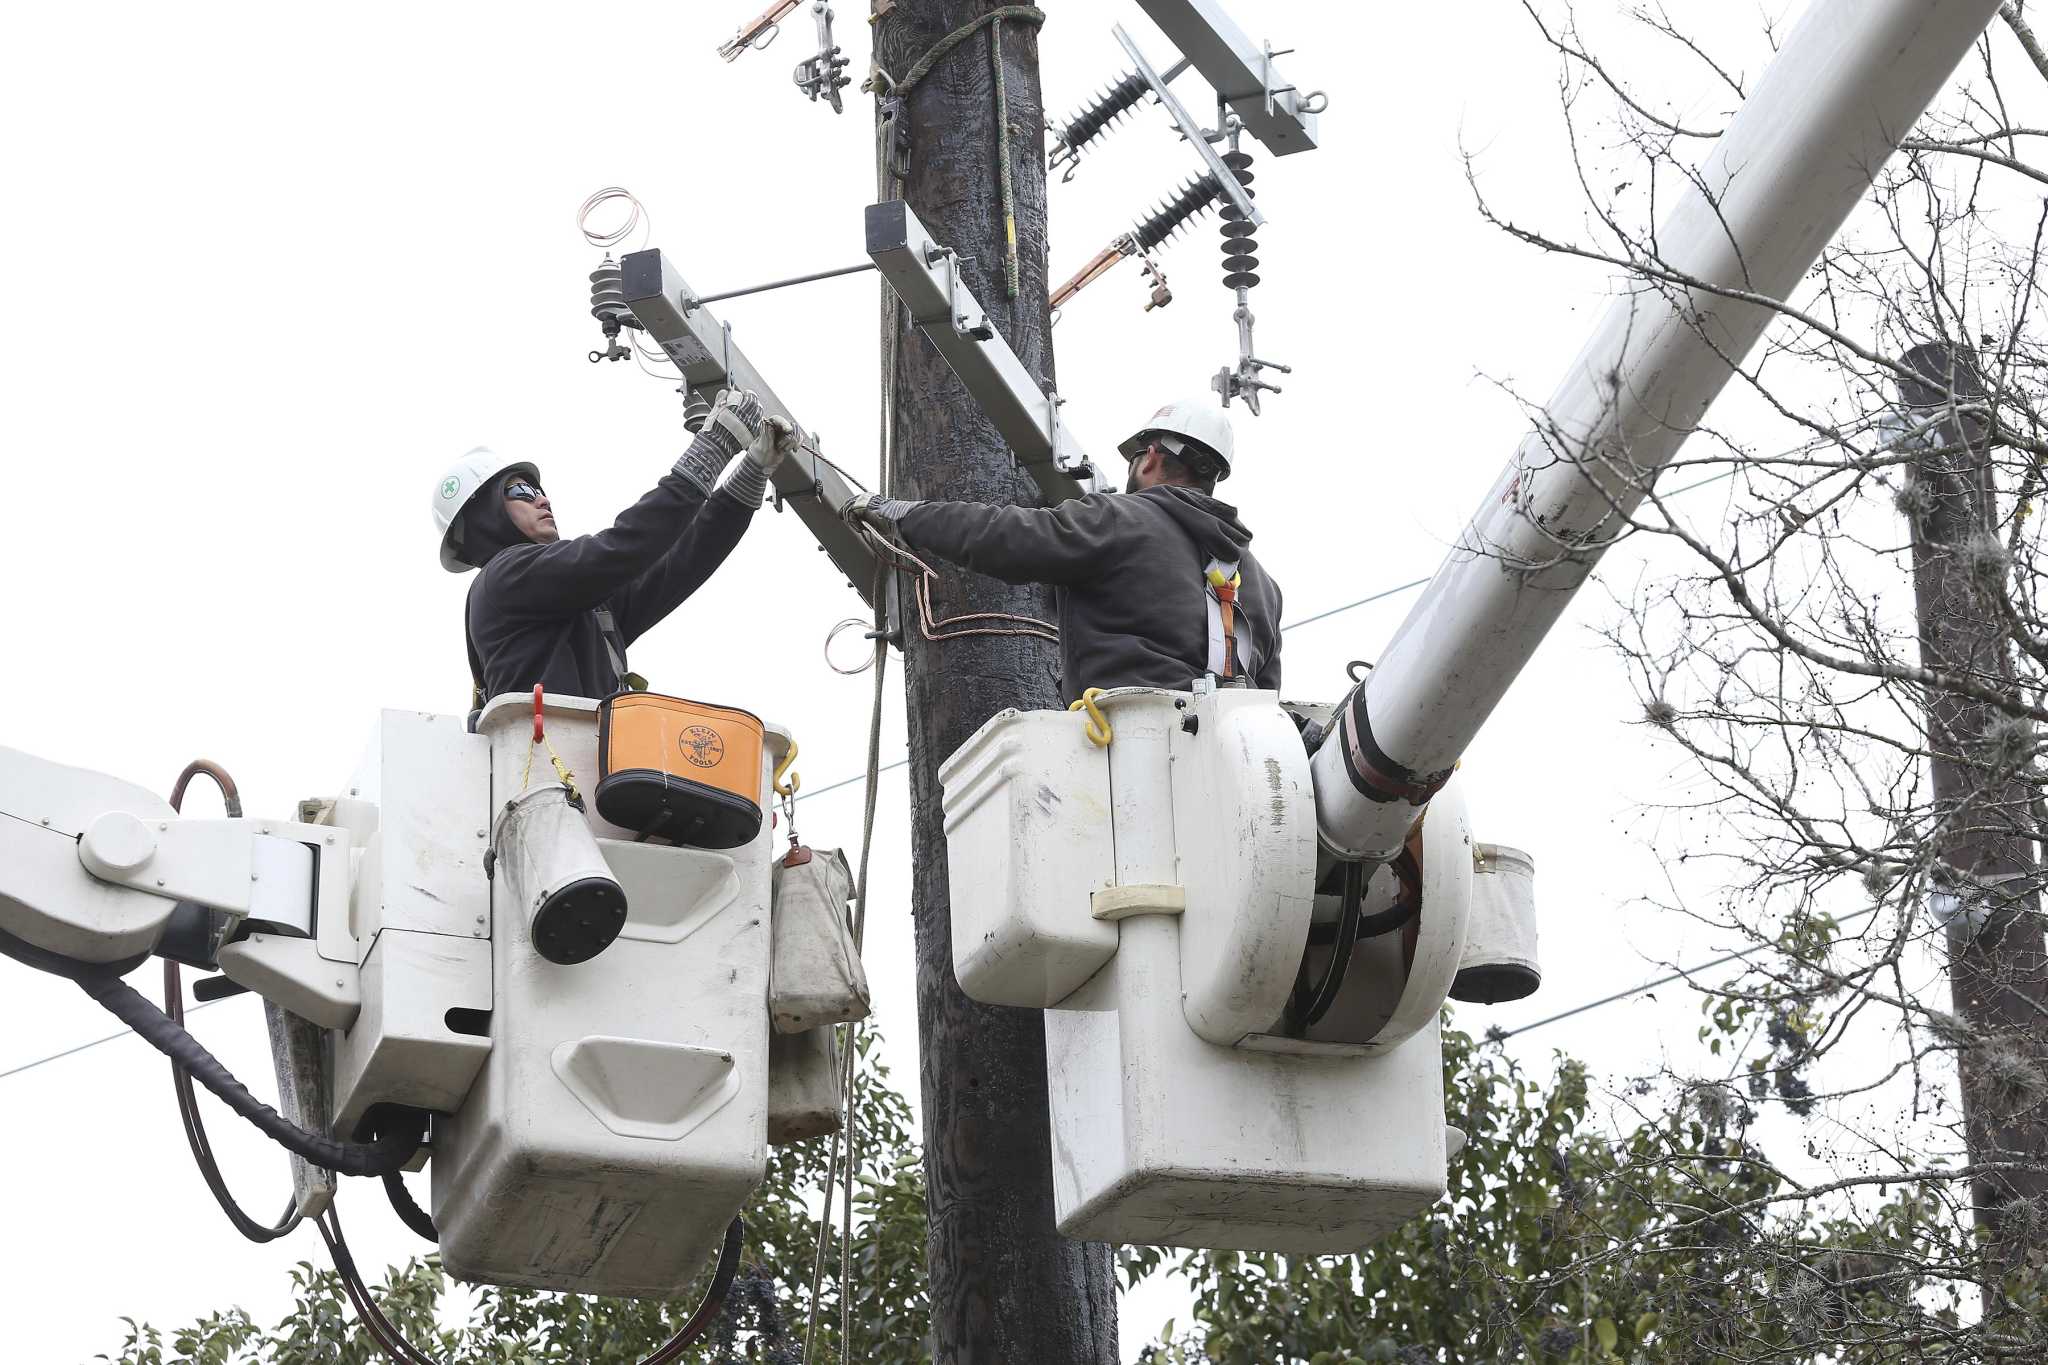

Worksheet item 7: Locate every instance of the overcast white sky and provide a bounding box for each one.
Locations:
[0,1,1970,1359]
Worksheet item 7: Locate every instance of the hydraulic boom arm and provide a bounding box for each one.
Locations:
[1311,0,2003,863]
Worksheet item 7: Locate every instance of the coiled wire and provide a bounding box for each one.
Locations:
[577,185,650,251]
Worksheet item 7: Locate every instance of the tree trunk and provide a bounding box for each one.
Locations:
[871,4,1120,1361]
[1900,345,2048,1300]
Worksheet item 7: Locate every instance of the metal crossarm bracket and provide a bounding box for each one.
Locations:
[619,247,892,610]
[1132,0,1323,157]
[1114,25,1262,227]
[865,201,1106,504]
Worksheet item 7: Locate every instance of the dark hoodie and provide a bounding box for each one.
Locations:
[461,458,756,703]
[894,484,1282,703]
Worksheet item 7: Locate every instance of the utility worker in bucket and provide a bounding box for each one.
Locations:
[842,399,1282,702]
[432,389,798,706]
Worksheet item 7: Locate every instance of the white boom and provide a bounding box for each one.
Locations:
[1312,0,2004,862]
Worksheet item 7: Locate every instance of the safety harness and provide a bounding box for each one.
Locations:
[465,591,648,714]
[592,606,649,692]
[1204,557,1243,681]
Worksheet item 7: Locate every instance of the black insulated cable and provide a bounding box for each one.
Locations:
[0,922,423,1176]
[384,1170,438,1244]
[74,968,426,1176]
[162,761,305,1243]
[1291,859,1366,1031]
[167,959,303,1242]
[318,1202,746,1365]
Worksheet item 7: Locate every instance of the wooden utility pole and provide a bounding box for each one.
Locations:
[870,4,1119,1361]
[1898,343,2048,1296]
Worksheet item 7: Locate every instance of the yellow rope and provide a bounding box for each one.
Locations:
[1067,687,1113,747]
[521,734,581,804]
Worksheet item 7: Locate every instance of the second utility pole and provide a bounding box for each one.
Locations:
[871,3,1120,1362]
[1898,342,2048,1307]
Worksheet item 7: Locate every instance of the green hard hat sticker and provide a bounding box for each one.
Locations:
[440,476,460,500]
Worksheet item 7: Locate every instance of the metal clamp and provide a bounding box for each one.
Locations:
[1114,24,1262,227]
[938,248,994,341]
[792,2,852,113]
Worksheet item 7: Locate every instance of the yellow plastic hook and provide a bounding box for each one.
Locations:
[1067,688,1113,748]
[772,740,801,798]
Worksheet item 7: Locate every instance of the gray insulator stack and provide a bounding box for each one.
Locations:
[1219,152,1259,291]
[589,255,634,336]
[681,390,712,433]
[1131,173,1223,253]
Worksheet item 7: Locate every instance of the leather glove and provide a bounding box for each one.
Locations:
[842,492,921,538]
[748,415,797,476]
[675,389,765,491]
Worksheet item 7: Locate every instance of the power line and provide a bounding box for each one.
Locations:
[0,996,230,1083]
[1490,905,1884,1042]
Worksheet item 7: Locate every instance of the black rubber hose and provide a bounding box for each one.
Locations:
[644,1218,747,1365]
[73,969,423,1176]
[1354,895,1420,940]
[1292,860,1365,1031]
[0,922,148,982]
[0,914,423,1178]
[159,762,305,1242]
[383,1171,438,1243]
[319,1203,745,1365]
[169,960,303,1243]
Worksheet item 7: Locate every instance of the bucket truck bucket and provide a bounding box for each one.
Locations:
[938,688,1465,1252]
[424,694,788,1300]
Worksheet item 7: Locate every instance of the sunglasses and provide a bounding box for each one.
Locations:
[503,481,545,503]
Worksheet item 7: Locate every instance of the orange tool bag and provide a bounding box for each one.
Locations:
[595,692,767,850]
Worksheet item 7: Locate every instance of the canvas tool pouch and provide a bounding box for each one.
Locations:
[767,1026,843,1146]
[768,846,871,1034]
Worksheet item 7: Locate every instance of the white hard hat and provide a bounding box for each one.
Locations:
[432,446,541,573]
[1117,398,1236,478]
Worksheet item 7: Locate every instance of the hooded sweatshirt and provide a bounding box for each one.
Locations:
[892,484,1282,703]
[462,440,759,703]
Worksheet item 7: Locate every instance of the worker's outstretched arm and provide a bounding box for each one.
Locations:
[610,466,762,645]
[852,494,1122,587]
[486,393,764,615]
[610,414,797,641]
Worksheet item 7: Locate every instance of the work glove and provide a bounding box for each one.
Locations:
[748,415,798,475]
[842,491,921,539]
[717,415,798,507]
[674,388,765,492]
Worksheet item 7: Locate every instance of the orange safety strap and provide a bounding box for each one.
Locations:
[1204,560,1242,680]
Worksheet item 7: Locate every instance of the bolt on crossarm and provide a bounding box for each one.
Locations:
[1310,0,2004,867]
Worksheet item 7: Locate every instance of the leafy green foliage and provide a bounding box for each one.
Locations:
[1132,1023,2032,1364]
[101,1022,2042,1364]
[99,1032,931,1365]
